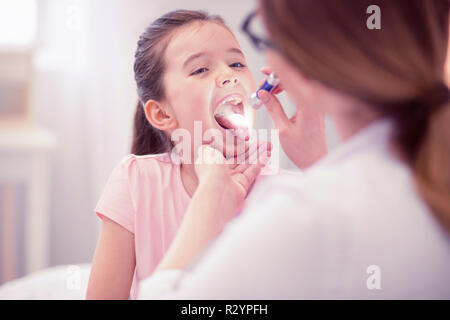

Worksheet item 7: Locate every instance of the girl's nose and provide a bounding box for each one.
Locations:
[217,74,239,87]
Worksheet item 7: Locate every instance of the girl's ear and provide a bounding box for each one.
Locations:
[143,100,178,130]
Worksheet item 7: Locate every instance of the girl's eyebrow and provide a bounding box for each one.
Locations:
[182,48,245,69]
[227,47,245,57]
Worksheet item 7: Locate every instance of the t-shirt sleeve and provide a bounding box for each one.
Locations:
[94,155,136,234]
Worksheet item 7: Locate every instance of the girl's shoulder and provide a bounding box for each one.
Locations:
[115,152,176,180]
[126,152,172,163]
[118,152,172,166]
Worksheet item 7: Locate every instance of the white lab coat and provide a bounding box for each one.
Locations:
[138,118,450,299]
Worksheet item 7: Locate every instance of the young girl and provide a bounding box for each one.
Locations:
[86,10,299,300]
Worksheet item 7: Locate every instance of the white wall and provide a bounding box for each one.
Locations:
[29,0,340,268]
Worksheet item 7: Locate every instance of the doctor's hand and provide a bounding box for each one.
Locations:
[194,141,271,206]
[153,141,271,273]
[258,66,328,169]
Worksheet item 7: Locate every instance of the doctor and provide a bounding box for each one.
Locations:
[139,0,450,298]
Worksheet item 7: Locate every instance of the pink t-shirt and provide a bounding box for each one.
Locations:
[94,152,297,299]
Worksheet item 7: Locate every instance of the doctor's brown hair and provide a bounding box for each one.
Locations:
[261,0,450,231]
[131,10,226,155]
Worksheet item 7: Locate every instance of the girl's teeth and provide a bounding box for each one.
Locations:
[222,97,242,105]
[214,99,244,116]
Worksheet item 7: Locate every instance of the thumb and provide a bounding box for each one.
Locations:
[194,145,225,181]
[258,90,290,130]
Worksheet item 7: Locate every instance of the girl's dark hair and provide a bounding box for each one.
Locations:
[131,10,226,155]
[261,0,450,231]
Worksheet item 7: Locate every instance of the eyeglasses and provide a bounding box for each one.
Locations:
[241,10,277,51]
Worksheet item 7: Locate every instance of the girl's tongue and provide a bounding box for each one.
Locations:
[214,112,250,141]
[214,100,250,141]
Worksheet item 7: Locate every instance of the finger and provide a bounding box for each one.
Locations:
[271,85,283,95]
[256,142,272,166]
[232,161,266,193]
[257,90,291,131]
[195,145,225,170]
[194,145,225,182]
[234,150,271,174]
[203,145,226,164]
[226,140,259,169]
[232,144,272,193]
[241,162,265,190]
[256,81,283,95]
[234,141,271,172]
[260,66,273,75]
[259,67,283,95]
[225,141,253,170]
[232,174,252,195]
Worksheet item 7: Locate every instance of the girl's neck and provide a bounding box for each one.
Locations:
[180,162,199,198]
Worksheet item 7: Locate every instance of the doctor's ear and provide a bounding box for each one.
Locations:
[143,100,178,130]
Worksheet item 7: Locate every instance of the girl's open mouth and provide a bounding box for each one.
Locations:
[213,96,250,141]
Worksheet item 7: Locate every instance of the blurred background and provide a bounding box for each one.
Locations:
[0,0,382,287]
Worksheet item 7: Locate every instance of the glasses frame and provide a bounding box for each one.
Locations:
[241,10,277,51]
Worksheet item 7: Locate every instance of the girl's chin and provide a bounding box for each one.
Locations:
[205,124,251,158]
[220,138,251,159]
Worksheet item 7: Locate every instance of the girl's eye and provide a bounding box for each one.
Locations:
[190,63,245,76]
[230,62,246,68]
[191,67,209,76]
